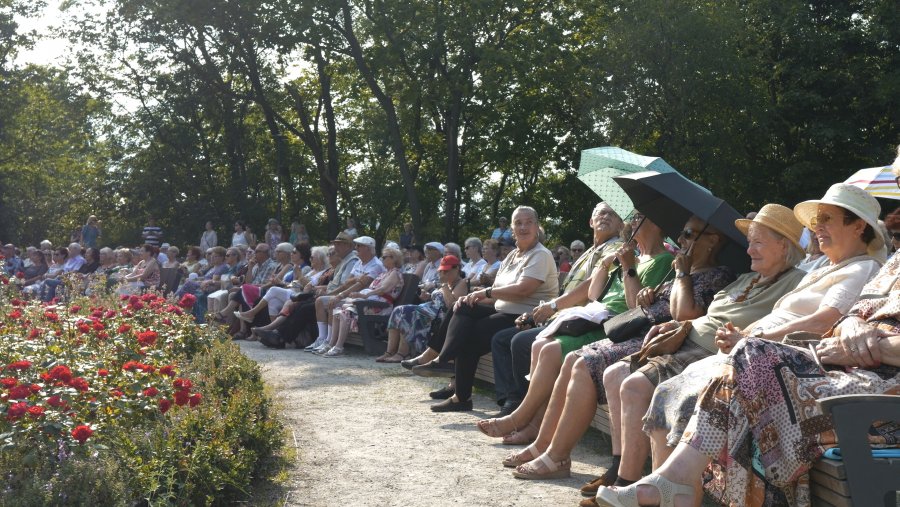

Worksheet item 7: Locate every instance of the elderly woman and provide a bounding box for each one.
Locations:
[379,255,469,363]
[595,188,885,506]
[20,249,48,287]
[504,205,807,491]
[316,247,405,357]
[413,206,559,412]
[497,214,727,479]
[599,253,900,507]
[239,244,317,327]
[462,237,488,282]
[230,242,295,339]
[481,213,674,437]
[181,246,204,275]
[479,238,503,286]
[117,245,161,295]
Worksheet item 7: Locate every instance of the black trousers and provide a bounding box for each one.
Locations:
[276,299,318,342]
[438,303,517,401]
[426,308,454,352]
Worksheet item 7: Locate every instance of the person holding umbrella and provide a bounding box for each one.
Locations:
[596,189,884,506]
[501,214,738,481]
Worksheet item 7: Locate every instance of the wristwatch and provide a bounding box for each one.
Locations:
[675,271,688,279]
[485,287,492,299]
[549,300,558,311]
[626,268,637,278]
[750,329,765,339]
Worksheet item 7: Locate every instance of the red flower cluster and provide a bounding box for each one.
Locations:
[177,293,197,309]
[71,424,93,443]
[136,330,158,347]
[48,365,73,383]
[122,361,155,373]
[7,401,27,421]
[170,377,200,408]
[6,360,31,371]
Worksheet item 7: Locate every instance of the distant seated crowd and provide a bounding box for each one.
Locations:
[3,151,900,507]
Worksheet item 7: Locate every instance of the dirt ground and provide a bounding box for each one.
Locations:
[238,342,614,507]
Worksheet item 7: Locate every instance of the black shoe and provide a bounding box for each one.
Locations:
[257,329,285,349]
[498,399,520,417]
[429,385,455,400]
[430,398,473,412]
[412,360,455,378]
[400,357,422,371]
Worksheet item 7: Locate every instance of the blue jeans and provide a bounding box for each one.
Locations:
[491,326,542,405]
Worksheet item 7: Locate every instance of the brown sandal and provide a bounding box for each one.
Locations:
[502,422,538,445]
[512,453,571,480]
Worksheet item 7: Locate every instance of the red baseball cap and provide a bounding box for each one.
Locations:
[438,255,461,271]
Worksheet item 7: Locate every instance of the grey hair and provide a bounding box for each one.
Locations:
[444,242,462,259]
[310,245,330,267]
[570,240,586,251]
[464,237,483,256]
[512,205,539,222]
[750,222,804,267]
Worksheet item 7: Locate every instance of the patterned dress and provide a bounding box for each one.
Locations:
[644,256,882,447]
[576,266,735,404]
[338,268,403,332]
[387,286,455,354]
[683,254,900,507]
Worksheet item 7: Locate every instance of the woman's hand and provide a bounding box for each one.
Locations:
[515,313,535,330]
[636,287,655,309]
[715,322,744,353]
[816,337,858,366]
[531,302,555,324]
[615,243,636,269]
[834,316,883,368]
[673,251,693,274]
[456,288,488,309]
[642,322,677,346]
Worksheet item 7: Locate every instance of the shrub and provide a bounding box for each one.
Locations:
[0,287,283,506]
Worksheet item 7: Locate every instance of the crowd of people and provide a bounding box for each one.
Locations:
[3,150,900,507]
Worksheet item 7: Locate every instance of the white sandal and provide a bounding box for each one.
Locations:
[595,473,694,507]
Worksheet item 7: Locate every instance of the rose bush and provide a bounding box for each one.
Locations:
[0,285,284,505]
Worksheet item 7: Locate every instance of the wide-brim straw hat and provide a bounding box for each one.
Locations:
[735,203,804,252]
[793,183,884,258]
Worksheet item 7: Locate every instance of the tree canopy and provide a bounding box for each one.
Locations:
[0,0,897,248]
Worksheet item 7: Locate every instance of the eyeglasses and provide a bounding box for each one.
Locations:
[630,214,645,223]
[571,248,583,252]
[809,214,836,228]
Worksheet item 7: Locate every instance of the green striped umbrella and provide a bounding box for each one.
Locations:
[577,147,679,219]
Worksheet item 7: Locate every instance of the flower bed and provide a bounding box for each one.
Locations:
[0,281,283,505]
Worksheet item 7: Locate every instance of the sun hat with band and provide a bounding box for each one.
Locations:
[793,183,885,260]
[734,203,804,252]
[330,231,354,244]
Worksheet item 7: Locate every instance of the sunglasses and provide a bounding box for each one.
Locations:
[630,213,645,223]
[678,228,697,240]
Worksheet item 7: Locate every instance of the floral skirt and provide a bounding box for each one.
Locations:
[387,301,441,354]
[683,338,900,507]
[337,296,393,333]
[574,335,644,405]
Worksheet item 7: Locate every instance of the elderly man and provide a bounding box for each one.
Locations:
[569,240,586,262]
[64,243,86,272]
[311,235,385,352]
[3,244,23,275]
[488,202,624,415]
[214,243,279,336]
[256,232,361,349]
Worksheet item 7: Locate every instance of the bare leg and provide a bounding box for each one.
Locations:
[543,356,599,460]
[649,429,675,469]
[530,353,581,447]
[411,347,438,364]
[501,340,563,431]
[529,337,553,375]
[331,313,351,348]
[616,372,655,481]
[623,442,708,507]
[254,314,286,332]
[603,361,631,455]
[238,298,268,320]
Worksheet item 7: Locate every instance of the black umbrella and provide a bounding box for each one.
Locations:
[612,171,750,274]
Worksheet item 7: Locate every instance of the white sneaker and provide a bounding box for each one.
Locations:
[323,347,344,357]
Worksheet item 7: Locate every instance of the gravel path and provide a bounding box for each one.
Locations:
[238,342,613,507]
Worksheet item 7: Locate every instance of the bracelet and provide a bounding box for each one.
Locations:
[485,287,492,299]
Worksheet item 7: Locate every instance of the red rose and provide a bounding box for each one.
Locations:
[173,378,192,390]
[142,386,159,397]
[67,377,89,392]
[136,330,158,347]
[43,311,59,322]
[15,271,24,279]
[129,301,144,311]
[159,365,176,377]
[77,322,91,334]
[48,365,73,383]
[98,368,109,377]
[27,328,40,339]
[47,395,67,408]
[71,424,93,443]
[158,398,171,414]
[27,405,45,418]
[8,385,30,399]
[110,388,123,397]
[10,298,23,306]
[173,390,190,406]
[138,363,155,374]
[178,293,197,309]
[6,360,31,370]
[188,393,202,407]
[7,401,28,421]
[117,324,132,334]
[122,361,139,371]
[92,321,105,332]
[1,377,18,388]
[91,310,104,319]
[7,309,22,319]
[69,305,81,313]
[104,310,116,319]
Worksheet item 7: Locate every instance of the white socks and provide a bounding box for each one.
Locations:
[316,322,329,345]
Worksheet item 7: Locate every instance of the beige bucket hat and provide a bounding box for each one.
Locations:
[734,203,804,252]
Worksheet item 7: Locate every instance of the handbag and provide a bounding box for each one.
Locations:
[603,306,653,343]
[554,317,604,336]
[632,320,693,366]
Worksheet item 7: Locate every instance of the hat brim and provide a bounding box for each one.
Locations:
[734,217,804,253]
[794,199,885,257]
